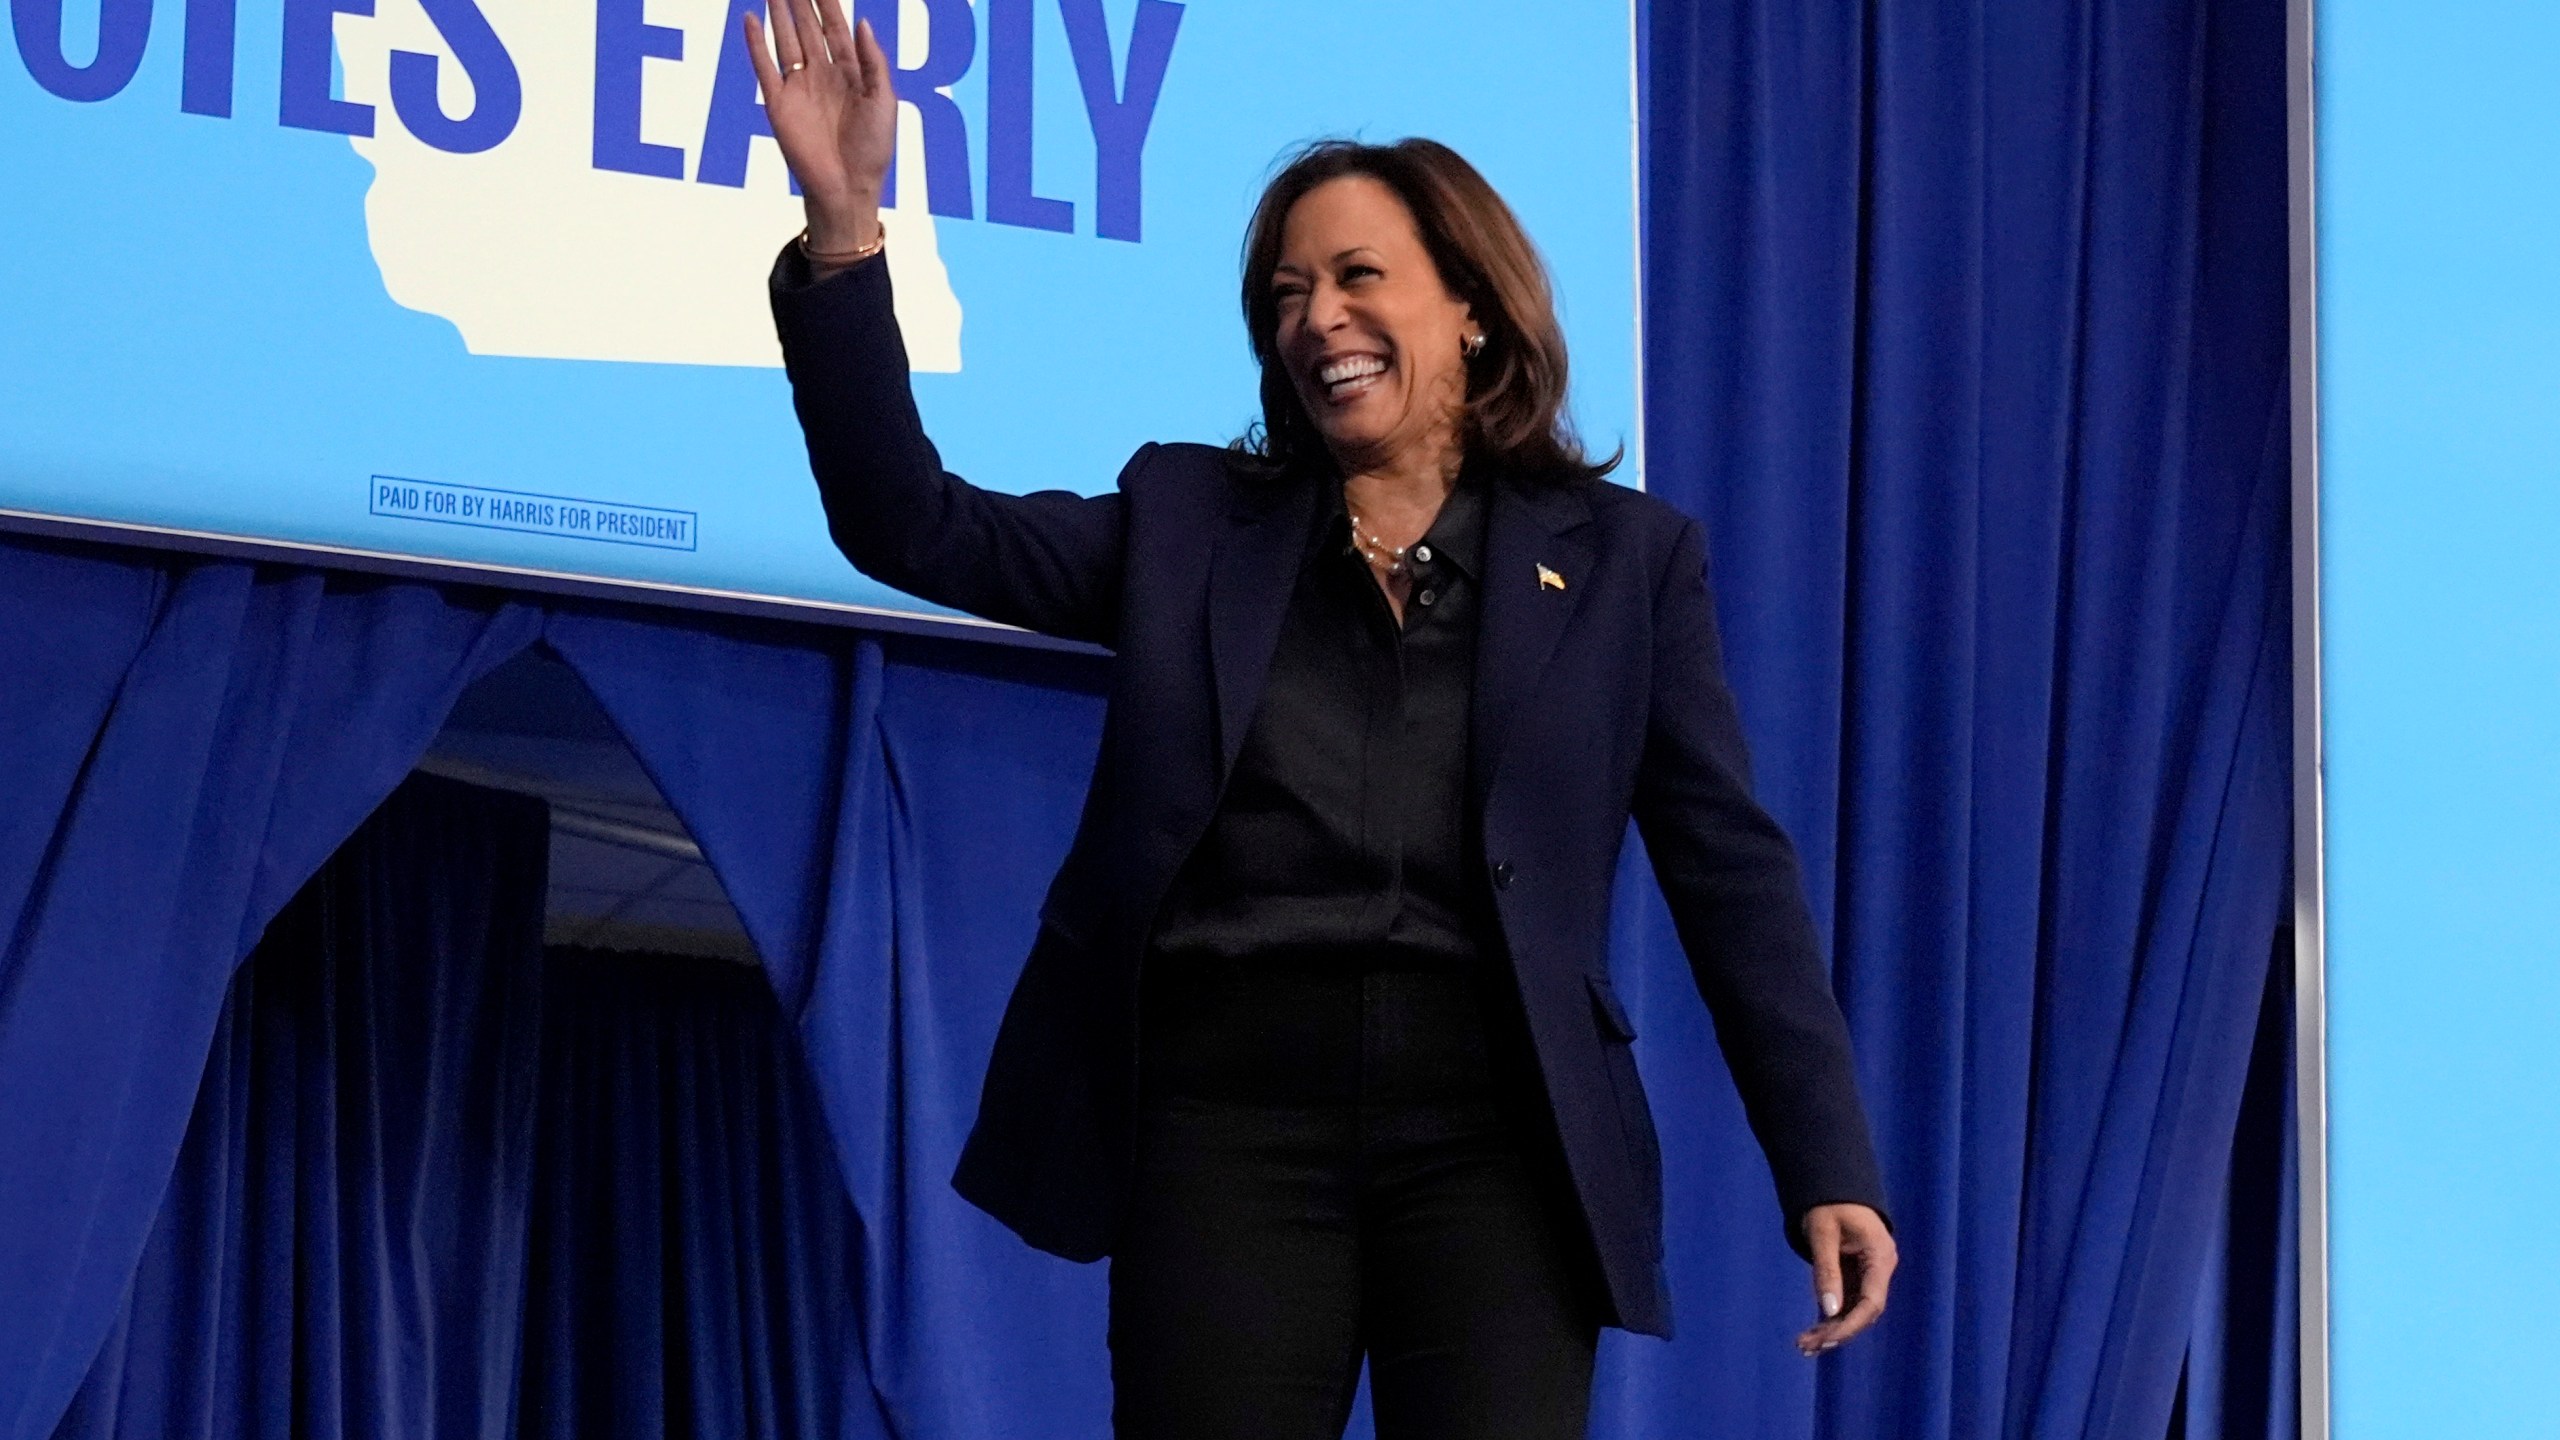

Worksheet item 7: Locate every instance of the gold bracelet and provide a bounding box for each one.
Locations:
[800,225,886,266]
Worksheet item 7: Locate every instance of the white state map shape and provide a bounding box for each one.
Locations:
[337,0,962,369]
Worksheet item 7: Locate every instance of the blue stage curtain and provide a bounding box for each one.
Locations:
[517,947,889,1440]
[48,777,890,1440]
[50,773,551,1440]
[0,545,540,1440]
[545,615,1117,1440]
[0,0,2294,1425]
[2175,935,2299,1440]
[1635,1,2292,1439]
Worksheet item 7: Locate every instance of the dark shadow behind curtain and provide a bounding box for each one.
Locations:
[519,948,880,1440]
[52,775,548,1440]
[2175,933,2299,1440]
[52,778,888,1440]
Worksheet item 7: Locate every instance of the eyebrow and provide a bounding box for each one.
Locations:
[1271,247,1384,280]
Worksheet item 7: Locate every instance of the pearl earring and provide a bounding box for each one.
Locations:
[1463,332,1487,359]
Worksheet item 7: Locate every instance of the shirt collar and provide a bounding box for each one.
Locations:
[1417,473,1487,580]
[1310,462,1492,580]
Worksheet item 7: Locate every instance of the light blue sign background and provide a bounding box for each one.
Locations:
[2322,0,2560,1433]
[1,0,1639,623]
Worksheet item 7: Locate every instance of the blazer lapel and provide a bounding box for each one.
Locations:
[1207,469,1322,779]
[1471,476,1595,804]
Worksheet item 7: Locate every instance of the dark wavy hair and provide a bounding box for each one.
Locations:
[1234,138,1618,485]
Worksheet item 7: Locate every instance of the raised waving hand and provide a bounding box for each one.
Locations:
[744,0,895,256]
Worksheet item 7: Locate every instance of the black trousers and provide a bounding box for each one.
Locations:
[1110,958,1599,1440]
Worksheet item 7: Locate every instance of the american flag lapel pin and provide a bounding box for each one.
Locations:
[1536,563,1566,592]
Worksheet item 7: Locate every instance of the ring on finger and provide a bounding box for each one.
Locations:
[788,59,806,71]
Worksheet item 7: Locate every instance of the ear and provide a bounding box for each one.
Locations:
[1457,302,1488,356]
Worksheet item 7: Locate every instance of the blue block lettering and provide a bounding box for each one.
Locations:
[12,0,154,103]
[859,0,972,218]
[1057,0,1178,242]
[179,0,234,115]
[695,0,795,192]
[278,0,373,133]
[983,0,1069,233]
[592,0,682,178]
[389,0,520,153]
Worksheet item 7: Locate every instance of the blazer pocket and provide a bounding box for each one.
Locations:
[1585,973,1662,1249]
[1586,972,1638,1042]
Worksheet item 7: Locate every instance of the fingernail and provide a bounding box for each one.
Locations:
[1821,1291,1841,1318]
[1821,1340,1839,1351]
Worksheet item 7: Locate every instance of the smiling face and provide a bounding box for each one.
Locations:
[1268,175,1481,477]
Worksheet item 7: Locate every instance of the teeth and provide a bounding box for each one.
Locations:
[1320,356,1388,386]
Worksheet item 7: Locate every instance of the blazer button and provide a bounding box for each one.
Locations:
[1492,861,1515,890]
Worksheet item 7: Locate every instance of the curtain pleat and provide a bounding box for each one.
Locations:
[1638,0,2295,1438]
[0,549,540,1440]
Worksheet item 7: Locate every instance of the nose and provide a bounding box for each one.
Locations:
[1303,276,1350,336]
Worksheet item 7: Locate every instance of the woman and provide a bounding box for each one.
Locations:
[744,5,1896,1436]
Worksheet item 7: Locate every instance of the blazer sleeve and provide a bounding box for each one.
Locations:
[1630,517,1890,1252]
[769,243,1132,645]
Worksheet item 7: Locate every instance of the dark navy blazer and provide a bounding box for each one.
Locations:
[771,251,1886,1337]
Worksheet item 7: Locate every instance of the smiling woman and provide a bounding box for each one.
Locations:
[1234,139,1620,627]
[743,2,1895,1436]
[1238,139,1613,492]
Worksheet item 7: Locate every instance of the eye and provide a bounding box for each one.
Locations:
[1271,281,1307,309]
[1340,263,1381,284]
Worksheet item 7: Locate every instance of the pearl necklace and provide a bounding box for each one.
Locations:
[1345,508,1412,577]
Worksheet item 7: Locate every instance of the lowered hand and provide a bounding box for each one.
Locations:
[1796,1202,1896,1356]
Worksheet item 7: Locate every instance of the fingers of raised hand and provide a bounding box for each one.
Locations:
[743,11,782,97]
[762,0,807,71]
[791,0,836,66]
[750,0,867,109]
[849,11,890,97]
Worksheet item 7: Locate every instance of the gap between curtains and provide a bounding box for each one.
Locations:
[49,779,892,1440]
[51,774,553,1440]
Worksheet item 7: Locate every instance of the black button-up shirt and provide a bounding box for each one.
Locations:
[1150,473,1494,969]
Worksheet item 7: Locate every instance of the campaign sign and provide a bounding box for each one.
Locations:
[1,0,1640,627]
